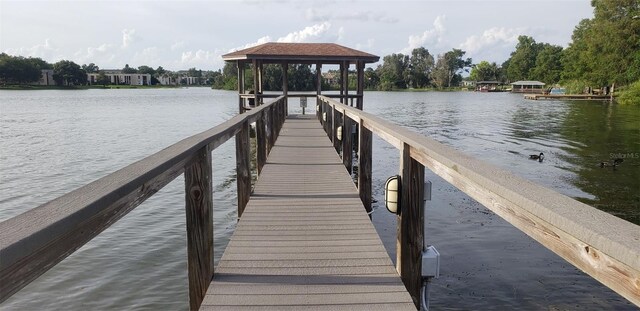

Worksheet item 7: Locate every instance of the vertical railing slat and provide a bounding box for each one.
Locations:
[256,111,267,174]
[358,121,372,215]
[235,121,251,218]
[184,146,214,311]
[397,143,424,308]
[342,114,353,174]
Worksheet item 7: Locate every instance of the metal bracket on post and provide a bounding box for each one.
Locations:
[424,180,432,204]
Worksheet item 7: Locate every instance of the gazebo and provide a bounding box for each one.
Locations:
[222,43,379,113]
[510,80,546,94]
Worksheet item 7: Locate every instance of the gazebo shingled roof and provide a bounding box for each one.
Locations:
[222,42,379,64]
[225,42,377,113]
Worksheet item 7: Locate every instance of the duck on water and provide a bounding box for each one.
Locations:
[600,158,623,168]
[529,152,544,162]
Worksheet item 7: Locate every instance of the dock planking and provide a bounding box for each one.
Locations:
[201,115,414,310]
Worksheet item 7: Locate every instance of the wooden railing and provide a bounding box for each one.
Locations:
[0,96,287,310]
[318,95,640,307]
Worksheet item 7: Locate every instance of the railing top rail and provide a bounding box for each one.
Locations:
[319,95,639,281]
[0,96,285,301]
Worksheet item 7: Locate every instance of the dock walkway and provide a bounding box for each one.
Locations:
[200,115,414,310]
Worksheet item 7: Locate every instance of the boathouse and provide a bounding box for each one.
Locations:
[475,80,501,92]
[510,80,545,93]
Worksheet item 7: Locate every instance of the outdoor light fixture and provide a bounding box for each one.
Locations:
[337,126,343,141]
[322,112,327,122]
[384,175,401,214]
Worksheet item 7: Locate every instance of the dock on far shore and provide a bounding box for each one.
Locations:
[524,93,614,101]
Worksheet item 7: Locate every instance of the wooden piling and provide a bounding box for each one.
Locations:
[397,143,425,307]
[184,146,214,311]
[358,121,372,215]
[235,121,251,217]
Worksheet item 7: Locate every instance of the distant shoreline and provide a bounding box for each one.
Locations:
[0,85,198,90]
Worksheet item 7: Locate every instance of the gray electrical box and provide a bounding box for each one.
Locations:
[424,180,432,201]
[422,245,440,278]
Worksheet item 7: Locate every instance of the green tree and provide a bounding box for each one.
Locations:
[53,60,87,85]
[288,64,314,91]
[0,54,43,84]
[432,49,472,88]
[364,67,380,90]
[82,63,99,73]
[378,53,409,90]
[96,71,110,85]
[505,36,542,81]
[137,65,155,75]
[408,47,435,88]
[469,61,500,82]
[562,0,640,87]
[156,66,166,76]
[263,64,283,91]
[530,44,564,84]
[122,64,137,73]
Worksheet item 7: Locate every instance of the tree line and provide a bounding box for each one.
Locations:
[0,54,217,86]
[213,0,637,95]
[2,1,636,96]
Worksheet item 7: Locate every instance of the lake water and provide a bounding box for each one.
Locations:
[1,88,638,310]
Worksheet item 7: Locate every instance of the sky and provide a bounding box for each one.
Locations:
[0,0,594,71]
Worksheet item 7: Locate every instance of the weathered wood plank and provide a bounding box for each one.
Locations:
[235,121,251,217]
[342,115,353,174]
[358,121,372,215]
[206,283,407,295]
[397,142,424,308]
[256,111,267,174]
[200,303,415,311]
[220,251,390,261]
[202,292,411,306]
[184,146,214,311]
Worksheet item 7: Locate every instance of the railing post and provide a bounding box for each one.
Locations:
[397,143,424,308]
[270,105,276,148]
[256,111,267,174]
[333,108,342,152]
[184,145,214,311]
[358,121,372,216]
[321,101,327,133]
[235,121,251,218]
[342,114,353,174]
[327,104,333,141]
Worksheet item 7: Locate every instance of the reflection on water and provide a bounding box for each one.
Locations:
[367,91,638,223]
[365,91,638,310]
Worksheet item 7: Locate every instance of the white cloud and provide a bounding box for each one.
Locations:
[232,35,272,52]
[459,27,525,54]
[401,15,446,54]
[73,43,114,65]
[459,27,532,62]
[171,41,185,51]
[5,39,59,60]
[276,22,331,43]
[121,29,137,48]
[337,27,346,42]
[305,8,397,24]
[230,22,334,53]
[133,47,162,66]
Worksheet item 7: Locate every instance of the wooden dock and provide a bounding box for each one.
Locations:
[2,42,639,309]
[201,115,414,310]
[524,93,613,101]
